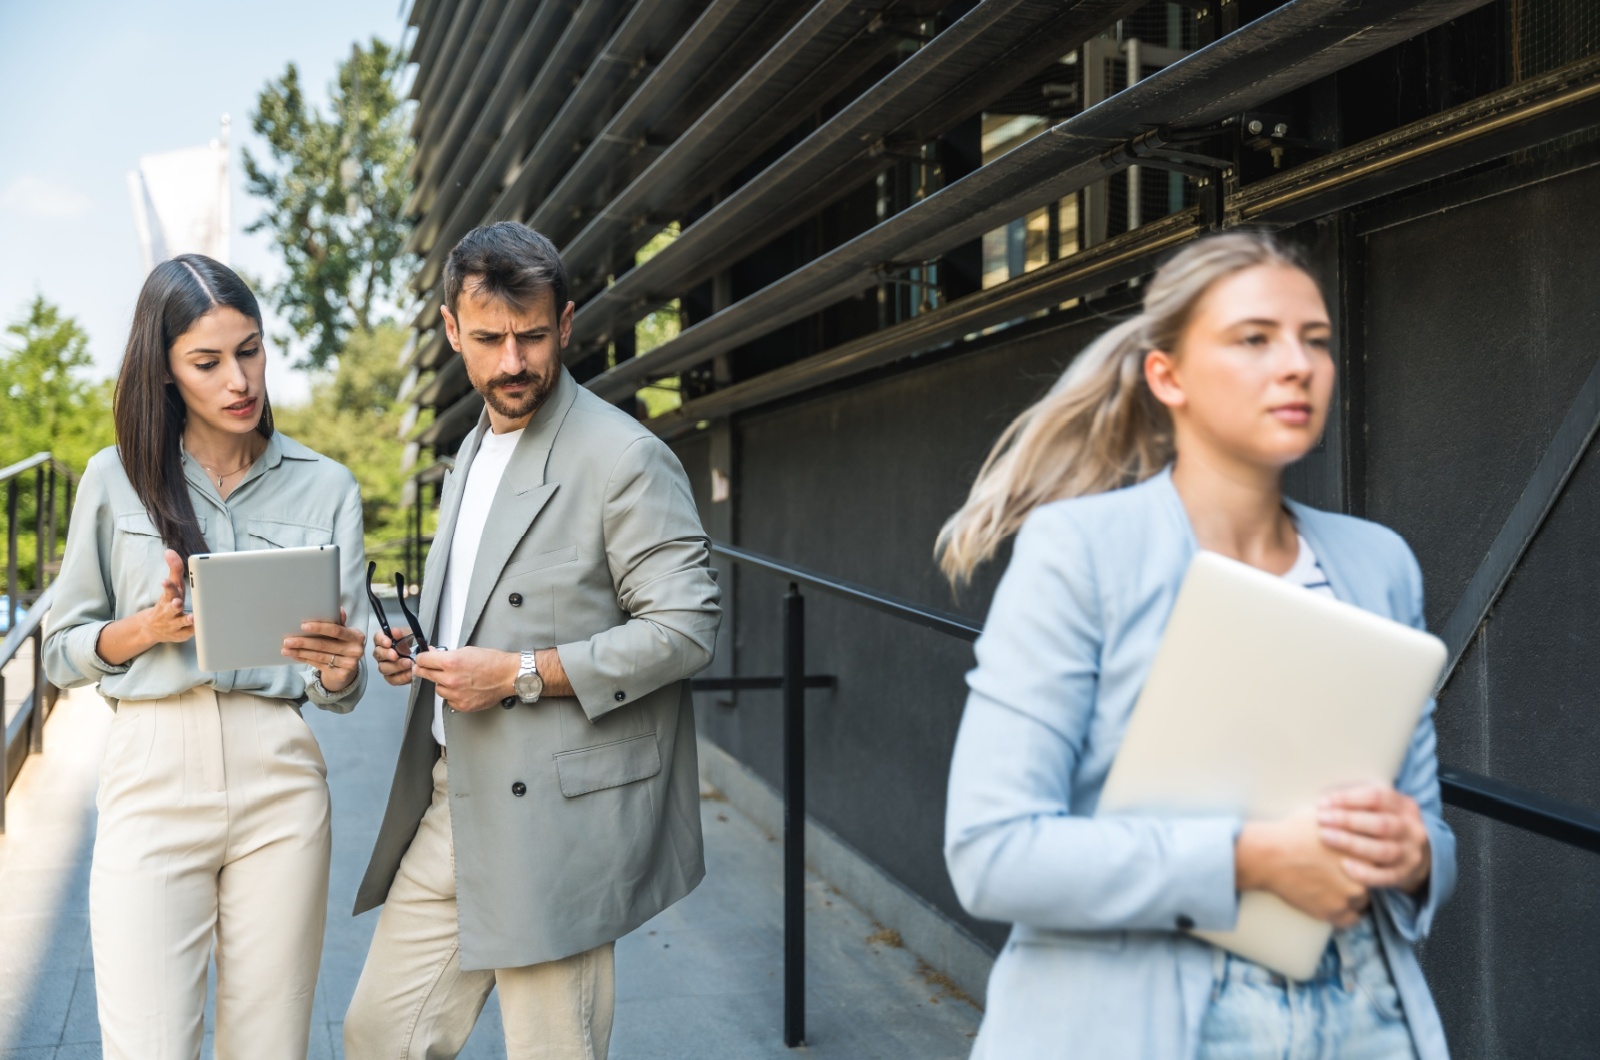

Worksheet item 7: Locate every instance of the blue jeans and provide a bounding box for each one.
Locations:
[1197,916,1418,1060]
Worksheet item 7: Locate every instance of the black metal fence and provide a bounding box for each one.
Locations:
[699,538,1600,1046]
[0,452,77,833]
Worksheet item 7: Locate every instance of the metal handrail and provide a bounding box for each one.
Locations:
[0,581,52,670]
[709,540,1600,856]
[1,452,78,833]
[0,453,55,482]
[710,542,982,641]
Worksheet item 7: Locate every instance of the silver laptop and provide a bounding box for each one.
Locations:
[188,545,342,672]
[1096,549,1446,980]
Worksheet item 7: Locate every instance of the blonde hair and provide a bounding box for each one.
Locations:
[936,231,1310,584]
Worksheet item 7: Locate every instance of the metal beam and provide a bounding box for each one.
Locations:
[407,0,531,209]
[580,0,1494,403]
[553,0,919,303]
[650,211,1201,435]
[1435,348,1600,690]
[406,0,458,100]
[1233,51,1600,227]
[409,0,643,287]
[485,0,710,236]
[410,0,482,118]
[569,0,1144,353]
[404,0,581,255]
[525,0,795,250]
[410,0,509,163]
[640,50,1600,435]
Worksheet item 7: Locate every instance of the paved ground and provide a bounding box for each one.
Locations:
[0,673,980,1058]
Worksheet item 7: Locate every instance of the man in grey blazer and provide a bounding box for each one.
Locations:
[344,222,720,1059]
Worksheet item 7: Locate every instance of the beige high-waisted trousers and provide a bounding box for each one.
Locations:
[90,687,331,1060]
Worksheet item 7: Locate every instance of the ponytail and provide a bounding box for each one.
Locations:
[936,231,1308,585]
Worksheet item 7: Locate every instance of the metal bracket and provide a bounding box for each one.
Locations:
[1102,123,1236,228]
[1102,123,1235,179]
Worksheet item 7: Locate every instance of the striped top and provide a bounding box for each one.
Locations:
[1284,534,1335,597]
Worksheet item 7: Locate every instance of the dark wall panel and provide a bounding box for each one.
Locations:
[1362,163,1600,628]
[1363,164,1600,1059]
[677,314,1114,952]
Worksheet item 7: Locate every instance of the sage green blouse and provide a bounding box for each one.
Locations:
[42,432,368,710]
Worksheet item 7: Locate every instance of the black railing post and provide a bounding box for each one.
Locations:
[6,477,17,631]
[29,627,44,755]
[782,582,806,1048]
[46,463,58,572]
[34,466,45,599]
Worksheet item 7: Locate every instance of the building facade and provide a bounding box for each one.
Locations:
[398,2,1600,1054]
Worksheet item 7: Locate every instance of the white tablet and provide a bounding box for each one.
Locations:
[188,544,342,672]
[1095,550,1446,980]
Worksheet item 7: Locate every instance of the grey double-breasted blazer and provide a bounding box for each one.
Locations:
[354,368,721,970]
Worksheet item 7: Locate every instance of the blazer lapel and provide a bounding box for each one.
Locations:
[454,368,581,648]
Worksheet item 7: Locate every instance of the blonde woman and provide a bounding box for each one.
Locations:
[939,233,1454,1059]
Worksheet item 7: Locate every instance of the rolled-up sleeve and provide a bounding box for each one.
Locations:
[557,435,721,722]
[43,459,128,689]
[304,470,368,713]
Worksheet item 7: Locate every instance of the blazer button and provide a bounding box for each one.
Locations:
[511,781,527,797]
[1175,914,1195,931]
[501,696,516,709]
[614,690,626,702]
[508,592,523,607]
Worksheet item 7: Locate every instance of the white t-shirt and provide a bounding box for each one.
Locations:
[1283,534,1335,598]
[432,426,524,746]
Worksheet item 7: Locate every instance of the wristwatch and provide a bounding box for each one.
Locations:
[514,650,544,703]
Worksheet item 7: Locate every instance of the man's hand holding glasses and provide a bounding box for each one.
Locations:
[368,561,436,688]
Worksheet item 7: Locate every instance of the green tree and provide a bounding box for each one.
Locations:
[0,296,115,471]
[0,297,115,596]
[244,37,414,368]
[270,323,415,554]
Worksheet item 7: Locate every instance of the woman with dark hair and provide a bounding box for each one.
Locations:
[43,254,369,1059]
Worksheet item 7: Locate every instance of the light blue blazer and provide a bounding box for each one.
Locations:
[945,468,1456,1059]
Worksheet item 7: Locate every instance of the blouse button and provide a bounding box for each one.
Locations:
[509,592,523,607]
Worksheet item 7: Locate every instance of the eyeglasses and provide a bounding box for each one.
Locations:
[365,561,438,658]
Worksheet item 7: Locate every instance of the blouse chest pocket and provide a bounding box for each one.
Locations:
[111,512,206,607]
[245,519,334,550]
[112,511,207,557]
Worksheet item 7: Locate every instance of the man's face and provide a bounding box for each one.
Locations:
[441,282,574,429]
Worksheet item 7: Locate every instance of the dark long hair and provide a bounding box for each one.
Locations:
[114,254,274,561]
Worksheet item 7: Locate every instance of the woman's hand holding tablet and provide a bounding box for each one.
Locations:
[281,607,366,692]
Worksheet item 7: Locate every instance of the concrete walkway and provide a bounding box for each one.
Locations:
[0,677,980,1058]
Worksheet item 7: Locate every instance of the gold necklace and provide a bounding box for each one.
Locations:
[188,451,254,491]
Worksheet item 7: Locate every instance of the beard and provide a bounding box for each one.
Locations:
[476,367,555,421]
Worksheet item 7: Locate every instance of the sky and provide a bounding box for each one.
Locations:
[0,0,412,405]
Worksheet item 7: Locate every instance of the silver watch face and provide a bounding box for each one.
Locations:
[514,670,544,701]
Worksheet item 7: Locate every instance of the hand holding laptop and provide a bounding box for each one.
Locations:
[1316,783,1433,893]
[1234,784,1431,930]
[1236,810,1371,928]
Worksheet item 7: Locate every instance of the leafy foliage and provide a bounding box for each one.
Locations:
[243,38,414,368]
[0,297,115,596]
[0,296,115,471]
[270,323,415,555]
[631,226,683,418]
